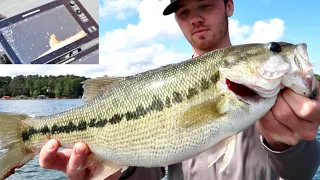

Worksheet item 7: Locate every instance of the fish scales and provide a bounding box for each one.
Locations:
[0,42,317,179]
[21,49,227,166]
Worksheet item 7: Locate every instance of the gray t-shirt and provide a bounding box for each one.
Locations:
[120,123,320,180]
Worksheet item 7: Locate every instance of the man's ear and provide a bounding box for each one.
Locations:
[226,0,234,17]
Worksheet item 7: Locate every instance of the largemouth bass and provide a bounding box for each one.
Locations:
[0,42,317,179]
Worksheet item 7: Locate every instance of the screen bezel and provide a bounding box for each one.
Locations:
[46,43,99,64]
[0,0,98,64]
[66,43,99,64]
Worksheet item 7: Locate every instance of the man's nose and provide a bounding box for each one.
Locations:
[189,11,204,26]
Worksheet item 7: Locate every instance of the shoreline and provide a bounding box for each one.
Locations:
[0,97,81,100]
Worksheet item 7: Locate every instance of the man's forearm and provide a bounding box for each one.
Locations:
[261,136,320,180]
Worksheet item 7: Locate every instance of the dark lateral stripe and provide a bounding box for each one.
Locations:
[186,88,199,99]
[21,73,219,142]
[21,119,103,142]
[123,96,164,121]
[21,97,165,142]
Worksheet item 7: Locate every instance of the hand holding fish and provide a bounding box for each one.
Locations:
[257,80,320,151]
[39,139,122,180]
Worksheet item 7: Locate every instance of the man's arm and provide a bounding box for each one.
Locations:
[261,136,320,180]
[257,79,320,180]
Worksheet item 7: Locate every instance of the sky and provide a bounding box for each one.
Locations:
[0,0,319,78]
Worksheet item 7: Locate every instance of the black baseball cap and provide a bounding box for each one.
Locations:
[163,0,180,16]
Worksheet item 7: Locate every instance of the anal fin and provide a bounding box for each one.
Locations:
[206,135,236,173]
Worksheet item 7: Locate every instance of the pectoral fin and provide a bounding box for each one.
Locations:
[206,135,236,173]
[79,154,128,180]
[177,96,226,128]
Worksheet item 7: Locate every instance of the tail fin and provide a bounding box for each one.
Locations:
[0,113,36,179]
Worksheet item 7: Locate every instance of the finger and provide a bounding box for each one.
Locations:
[282,88,320,123]
[39,139,71,173]
[257,110,298,146]
[272,92,317,140]
[66,142,91,180]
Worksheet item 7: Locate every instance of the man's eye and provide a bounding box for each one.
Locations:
[179,10,189,16]
[200,4,212,9]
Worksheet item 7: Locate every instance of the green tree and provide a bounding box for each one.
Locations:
[33,79,42,96]
[54,82,62,97]
[63,80,71,97]
[0,76,11,96]
[9,75,27,96]
[0,74,89,98]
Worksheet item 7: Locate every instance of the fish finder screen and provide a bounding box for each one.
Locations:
[0,5,87,64]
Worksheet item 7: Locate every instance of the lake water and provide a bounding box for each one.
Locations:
[0,99,319,180]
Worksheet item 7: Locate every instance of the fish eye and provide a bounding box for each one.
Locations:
[268,42,281,53]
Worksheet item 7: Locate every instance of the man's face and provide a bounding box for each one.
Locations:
[175,0,233,52]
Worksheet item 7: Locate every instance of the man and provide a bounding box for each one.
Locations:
[39,0,320,179]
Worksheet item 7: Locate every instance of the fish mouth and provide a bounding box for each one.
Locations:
[224,78,262,103]
[223,76,284,104]
[280,43,316,98]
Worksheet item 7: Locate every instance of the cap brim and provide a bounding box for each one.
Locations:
[163,1,179,16]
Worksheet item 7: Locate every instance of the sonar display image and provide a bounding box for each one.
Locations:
[0,5,87,64]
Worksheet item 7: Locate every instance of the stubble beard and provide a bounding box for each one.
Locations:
[188,13,229,53]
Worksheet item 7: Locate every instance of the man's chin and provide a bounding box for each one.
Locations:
[192,41,215,51]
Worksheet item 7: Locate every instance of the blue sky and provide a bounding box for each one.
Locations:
[0,0,319,77]
[233,0,320,68]
[98,0,320,75]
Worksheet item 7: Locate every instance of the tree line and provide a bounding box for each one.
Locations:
[0,74,319,99]
[0,75,89,98]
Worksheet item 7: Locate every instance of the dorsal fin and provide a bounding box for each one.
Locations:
[81,76,124,102]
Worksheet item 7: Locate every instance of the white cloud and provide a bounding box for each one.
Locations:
[0,65,102,78]
[99,43,190,77]
[228,19,252,45]
[0,0,296,79]
[244,18,285,44]
[99,0,182,54]
[229,18,285,45]
[99,0,287,77]
[98,0,190,77]
[99,0,140,20]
